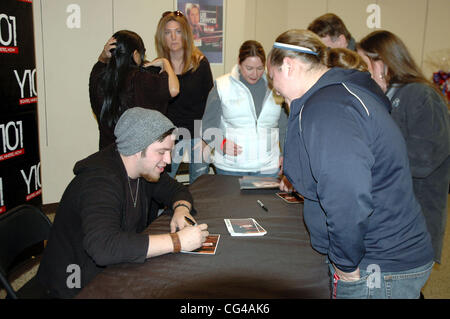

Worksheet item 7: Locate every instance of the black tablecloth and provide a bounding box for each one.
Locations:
[76,175,330,298]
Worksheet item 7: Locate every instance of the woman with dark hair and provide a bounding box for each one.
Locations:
[154,11,213,184]
[201,40,288,176]
[89,30,179,150]
[357,30,450,265]
[269,29,433,299]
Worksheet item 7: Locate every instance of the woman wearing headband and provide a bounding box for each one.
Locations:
[154,11,213,184]
[357,30,450,266]
[89,30,179,150]
[201,40,288,177]
[268,29,433,299]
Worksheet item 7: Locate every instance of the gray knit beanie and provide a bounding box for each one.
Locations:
[114,107,176,156]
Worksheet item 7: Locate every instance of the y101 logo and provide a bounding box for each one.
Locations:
[0,121,24,161]
[0,13,18,53]
[14,69,38,105]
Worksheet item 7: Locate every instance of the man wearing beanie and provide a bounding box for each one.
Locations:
[37,108,209,299]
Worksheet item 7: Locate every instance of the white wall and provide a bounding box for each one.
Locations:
[33,0,450,204]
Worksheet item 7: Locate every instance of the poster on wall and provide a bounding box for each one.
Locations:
[0,0,41,213]
[177,0,224,64]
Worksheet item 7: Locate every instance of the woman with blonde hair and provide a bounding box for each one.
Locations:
[357,30,450,265]
[269,29,433,299]
[154,10,213,184]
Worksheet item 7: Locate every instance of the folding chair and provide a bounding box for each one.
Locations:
[0,204,52,299]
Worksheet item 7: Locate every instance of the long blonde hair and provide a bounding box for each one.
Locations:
[155,11,203,74]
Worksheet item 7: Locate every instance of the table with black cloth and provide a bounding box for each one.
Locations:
[76,175,330,299]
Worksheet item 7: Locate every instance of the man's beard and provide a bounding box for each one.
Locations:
[141,173,160,183]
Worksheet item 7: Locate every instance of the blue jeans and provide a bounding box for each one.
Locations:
[168,138,210,184]
[215,167,280,177]
[328,260,434,299]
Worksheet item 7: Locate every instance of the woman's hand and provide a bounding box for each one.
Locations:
[222,139,243,156]
[279,175,293,192]
[143,57,166,70]
[99,37,116,63]
[144,58,180,97]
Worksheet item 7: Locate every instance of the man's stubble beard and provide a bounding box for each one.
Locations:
[141,173,160,183]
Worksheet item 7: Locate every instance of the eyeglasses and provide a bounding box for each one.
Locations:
[162,10,184,18]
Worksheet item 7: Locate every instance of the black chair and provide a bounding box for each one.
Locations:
[0,204,52,299]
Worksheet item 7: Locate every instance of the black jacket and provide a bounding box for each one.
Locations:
[284,68,433,273]
[37,145,193,298]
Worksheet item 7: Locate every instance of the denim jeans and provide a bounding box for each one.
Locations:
[168,137,210,184]
[215,167,280,178]
[328,260,434,299]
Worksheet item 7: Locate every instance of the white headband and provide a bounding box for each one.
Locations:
[273,42,319,56]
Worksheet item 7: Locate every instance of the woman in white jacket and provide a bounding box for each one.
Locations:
[201,40,288,176]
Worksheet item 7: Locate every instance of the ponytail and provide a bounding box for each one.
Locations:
[321,47,368,72]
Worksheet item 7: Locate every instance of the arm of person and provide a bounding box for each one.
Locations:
[302,93,374,278]
[145,174,209,257]
[201,85,242,156]
[145,58,180,97]
[403,84,450,177]
[201,84,223,149]
[98,36,116,64]
[146,223,209,258]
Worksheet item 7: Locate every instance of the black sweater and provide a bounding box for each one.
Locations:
[37,145,193,298]
[166,57,213,137]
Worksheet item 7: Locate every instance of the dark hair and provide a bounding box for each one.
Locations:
[238,40,266,65]
[100,30,146,128]
[358,30,432,88]
[268,29,367,72]
[307,13,352,42]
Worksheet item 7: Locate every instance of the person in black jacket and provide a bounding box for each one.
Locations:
[37,108,208,298]
[154,11,214,184]
[357,30,450,264]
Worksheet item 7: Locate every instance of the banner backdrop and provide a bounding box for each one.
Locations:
[0,0,41,214]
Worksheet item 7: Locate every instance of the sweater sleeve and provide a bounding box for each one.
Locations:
[79,172,149,266]
[88,61,106,121]
[402,84,450,177]
[302,91,374,272]
[201,83,224,146]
